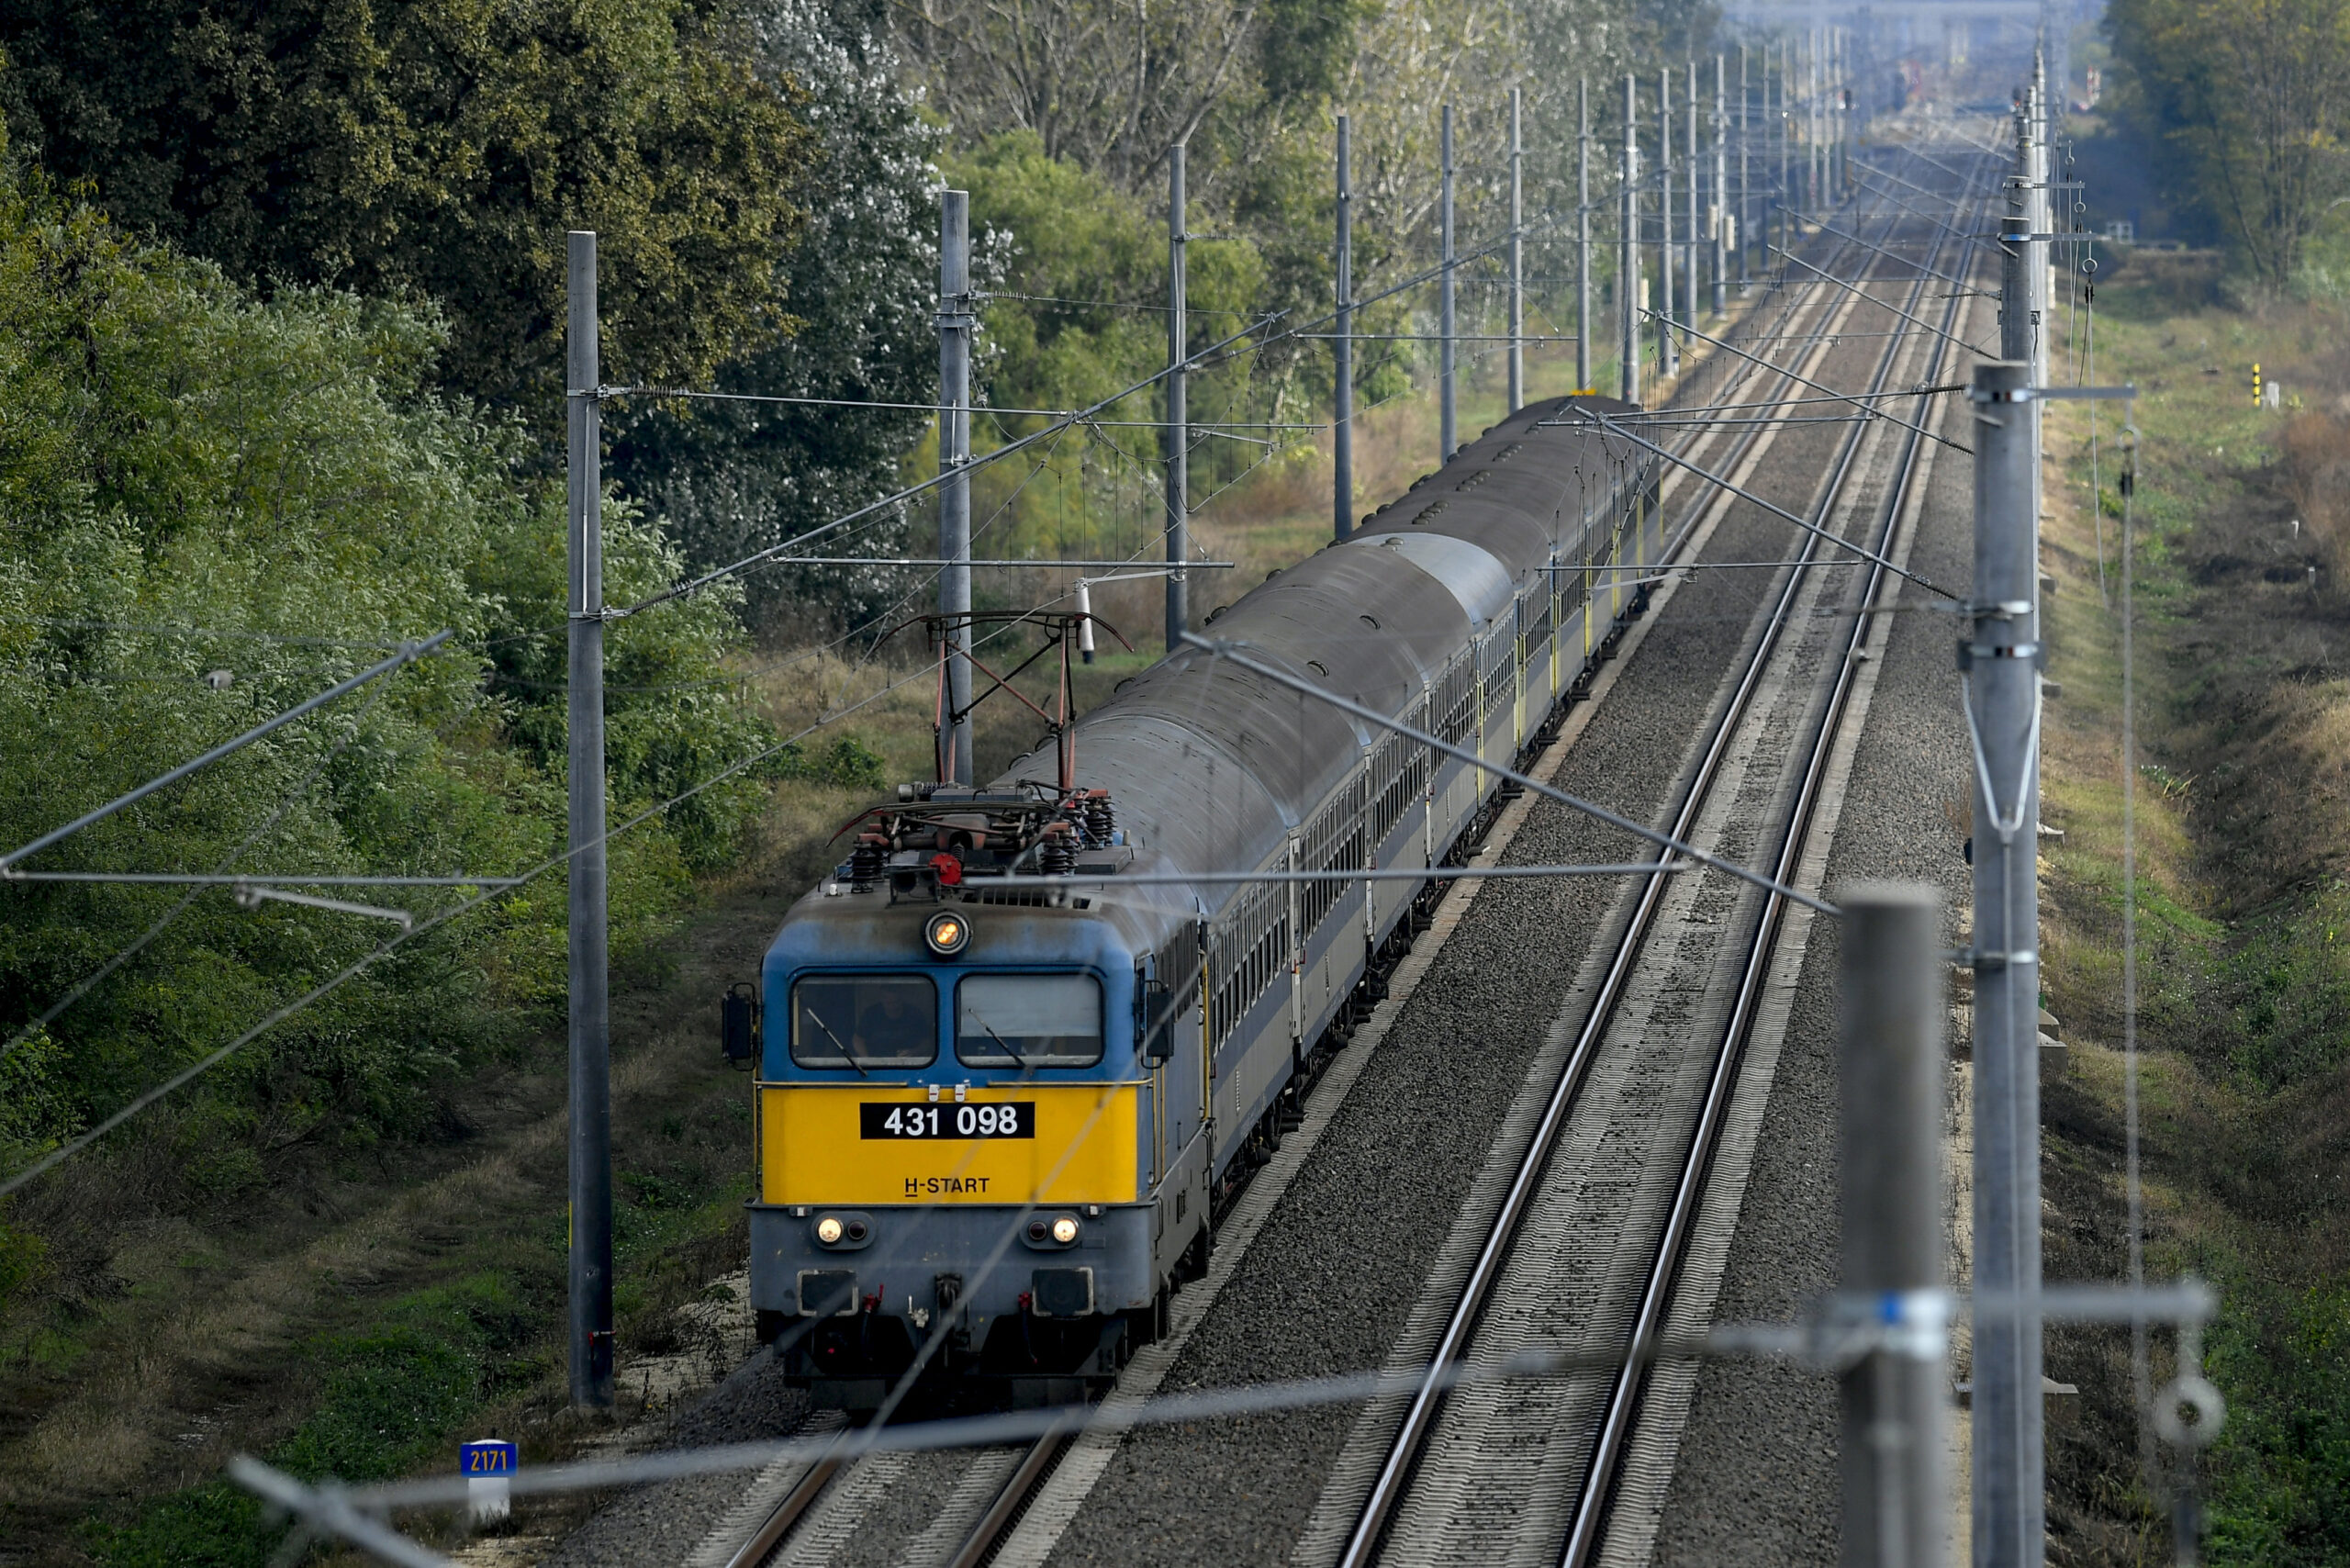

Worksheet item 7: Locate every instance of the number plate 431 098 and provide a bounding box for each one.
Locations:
[860,1102,1036,1139]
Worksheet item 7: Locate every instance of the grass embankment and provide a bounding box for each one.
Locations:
[2031,247,2350,1564]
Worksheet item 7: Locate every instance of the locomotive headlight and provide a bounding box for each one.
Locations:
[814,1215,845,1245]
[924,909,970,957]
[1050,1215,1080,1245]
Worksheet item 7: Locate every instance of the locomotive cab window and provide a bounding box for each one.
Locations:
[957,975,1103,1068]
[790,974,936,1070]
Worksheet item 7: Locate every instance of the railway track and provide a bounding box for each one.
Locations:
[718,1440,847,1568]
[712,1424,1072,1568]
[938,1428,1074,1568]
[677,180,1912,1568]
[632,132,1998,1568]
[1327,139,1996,1567]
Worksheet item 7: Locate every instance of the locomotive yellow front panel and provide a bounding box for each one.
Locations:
[759,1081,1142,1207]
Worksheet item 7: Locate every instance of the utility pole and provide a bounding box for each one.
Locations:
[1713,53,1729,317]
[2029,62,2051,388]
[1738,45,1751,292]
[1509,87,1525,413]
[565,230,613,1412]
[1841,884,1950,1568]
[1810,31,1823,215]
[1658,70,1676,377]
[1165,147,1189,653]
[1440,102,1458,462]
[1684,60,1700,328]
[1968,356,2045,1568]
[1577,76,1592,392]
[1335,114,1354,543]
[1776,40,1792,263]
[1842,28,1853,196]
[1830,28,1843,199]
[1785,37,1795,257]
[938,191,975,783]
[1621,73,1640,404]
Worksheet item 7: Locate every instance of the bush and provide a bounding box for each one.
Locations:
[0,156,779,1195]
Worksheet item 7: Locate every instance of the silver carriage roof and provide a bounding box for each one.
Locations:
[988,394,1646,920]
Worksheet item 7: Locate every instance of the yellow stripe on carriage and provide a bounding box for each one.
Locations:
[757,1081,1143,1207]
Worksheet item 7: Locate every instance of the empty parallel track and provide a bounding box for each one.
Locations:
[1332,136,1995,1568]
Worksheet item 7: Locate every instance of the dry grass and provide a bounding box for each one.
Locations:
[2031,266,2350,1562]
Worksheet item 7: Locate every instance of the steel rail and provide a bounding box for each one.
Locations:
[720,1439,850,1568]
[1332,152,1955,1568]
[1558,146,1991,1568]
[939,1428,1075,1568]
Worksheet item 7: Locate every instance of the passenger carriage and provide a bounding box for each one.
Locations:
[740,395,1661,1406]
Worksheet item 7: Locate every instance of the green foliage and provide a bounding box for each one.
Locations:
[2107,0,2350,286]
[777,735,886,791]
[476,491,784,874]
[0,1215,44,1305]
[0,160,775,1186]
[937,132,1284,566]
[1258,0,1376,103]
[0,0,812,423]
[610,0,942,637]
[87,1272,545,1567]
[85,1484,270,1568]
[948,134,1167,413]
[2207,1278,2350,1563]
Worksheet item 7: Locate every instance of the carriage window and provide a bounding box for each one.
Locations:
[790,975,936,1070]
[957,975,1104,1068]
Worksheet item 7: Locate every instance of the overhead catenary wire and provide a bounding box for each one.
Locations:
[0,632,454,873]
[0,564,1169,1198]
[0,670,428,1073]
[611,308,1289,623]
[1773,245,1999,356]
[1179,633,1840,916]
[604,385,1315,431]
[499,142,1736,649]
[1550,406,1957,598]
[1636,307,1969,454]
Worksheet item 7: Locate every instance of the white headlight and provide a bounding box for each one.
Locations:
[815,1215,845,1245]
[1051,1215,1080,1245]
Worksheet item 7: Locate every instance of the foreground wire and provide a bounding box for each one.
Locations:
[232,1281,2218,1540]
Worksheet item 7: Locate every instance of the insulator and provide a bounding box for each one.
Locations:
[1038,824,1078,876]
[1083,794,1115,848]
[848,835,887,887]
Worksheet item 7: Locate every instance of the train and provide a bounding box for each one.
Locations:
[734,392,1663,1407]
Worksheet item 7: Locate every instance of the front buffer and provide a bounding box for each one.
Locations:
[750,1080,1166,1408]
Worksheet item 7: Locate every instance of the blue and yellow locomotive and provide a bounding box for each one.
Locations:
[743,395,1661,1405]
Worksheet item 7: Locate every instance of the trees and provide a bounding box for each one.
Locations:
[893,0,1283,192]
[605,0,942,636]
[2109,0,2350,286]
[0,0,811,425]
[0,156,777,1175]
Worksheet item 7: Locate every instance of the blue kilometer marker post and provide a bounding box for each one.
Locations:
[461,1438,517,1523]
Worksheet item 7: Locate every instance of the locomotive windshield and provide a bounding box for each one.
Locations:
[956,975,1103,1068]
[790,974,936,1070]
